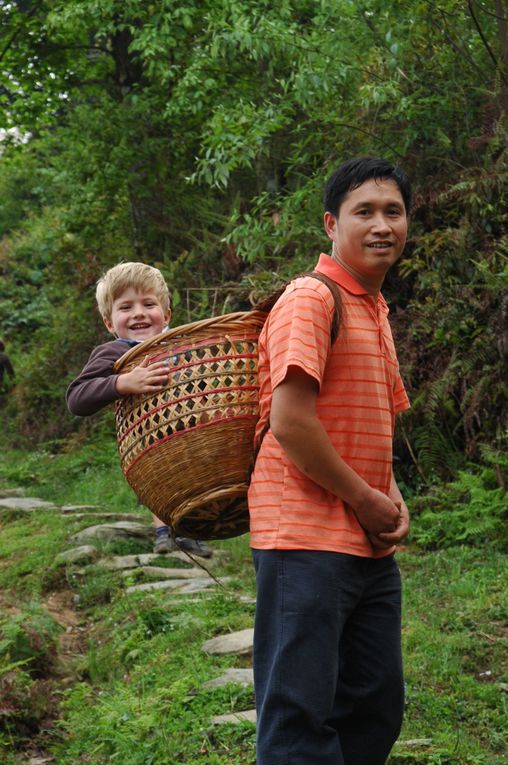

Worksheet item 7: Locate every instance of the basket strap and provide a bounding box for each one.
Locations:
[250,270,342,475]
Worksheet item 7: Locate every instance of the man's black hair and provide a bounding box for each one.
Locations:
[323,157,412,217]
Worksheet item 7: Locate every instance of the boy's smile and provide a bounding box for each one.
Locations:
[324,178,408,294]
[104,288,170,341]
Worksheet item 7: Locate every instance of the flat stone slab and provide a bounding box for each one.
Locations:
[70,521,153,545]
[238,596,256,605]
[61,504,101,512]
[395,739,433,747]
[122,566,208,580]
[126,577,231,595]
[54,546,99,566]
[0,488,26,498]
[204,668,254,690]
[164,595,216,605]
[65,512,147,522]
[0,497,57,510]
[202,628,254,657]
[98,551,216,570]
[211,709,256,726]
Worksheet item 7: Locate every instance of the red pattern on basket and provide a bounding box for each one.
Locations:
[117,384,259,447]
[149,351,258,373]
[147,333,259,359]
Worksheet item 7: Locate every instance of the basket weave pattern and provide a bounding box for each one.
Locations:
[114,313,265,539]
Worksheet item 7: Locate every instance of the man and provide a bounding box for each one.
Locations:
[248,157,411,764]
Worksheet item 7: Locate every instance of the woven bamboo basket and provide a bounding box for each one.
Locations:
[113,311,266,540]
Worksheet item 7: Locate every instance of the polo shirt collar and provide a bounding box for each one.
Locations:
[315,253,389,312]
[315,253,369,294]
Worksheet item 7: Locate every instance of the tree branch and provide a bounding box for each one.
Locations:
[468,0,508,84]
[494,0,508,75]
[424,3,491,86]
[471,0,508,22]
[0,1,44,64]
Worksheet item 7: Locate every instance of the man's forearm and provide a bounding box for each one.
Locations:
[269,369,401,534]
[272,414,370,507]
[272,414,401,535]
[389,473,404,505]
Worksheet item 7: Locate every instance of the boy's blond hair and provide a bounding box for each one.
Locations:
[96,262,170,321]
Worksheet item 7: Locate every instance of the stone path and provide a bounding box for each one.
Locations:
[203,668,254,690]
[2,490,257,730]
[126,577,231,595]
[0,496,57,510]
[122,565,209,579]
[203,628,254,656]
[2,489,450,743]
[211,709,257,725]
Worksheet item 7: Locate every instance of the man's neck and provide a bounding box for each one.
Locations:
[331,251,385,298]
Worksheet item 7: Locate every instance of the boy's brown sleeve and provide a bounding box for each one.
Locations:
[66,340,128,416]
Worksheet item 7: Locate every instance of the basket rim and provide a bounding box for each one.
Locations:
[114,309,266,371]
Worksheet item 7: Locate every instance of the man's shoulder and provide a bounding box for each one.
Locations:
[271,275,337,321]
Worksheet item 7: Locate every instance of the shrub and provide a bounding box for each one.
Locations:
[409,463,508,550]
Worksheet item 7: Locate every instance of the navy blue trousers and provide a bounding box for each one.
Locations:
[253,550,404,765]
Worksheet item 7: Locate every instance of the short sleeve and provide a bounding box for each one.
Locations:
[393,373,410,414]
[263,279,335,391]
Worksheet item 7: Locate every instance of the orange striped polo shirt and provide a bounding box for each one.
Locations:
[248,253,410,557]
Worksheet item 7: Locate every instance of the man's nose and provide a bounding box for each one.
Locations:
[371,213,391,233]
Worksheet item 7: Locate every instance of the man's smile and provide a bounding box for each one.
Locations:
[366,240,395,250]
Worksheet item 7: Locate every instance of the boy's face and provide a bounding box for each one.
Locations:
[104,288,170,341]
[324,178,408,283]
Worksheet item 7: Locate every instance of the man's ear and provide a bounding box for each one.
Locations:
[323,211,338,241]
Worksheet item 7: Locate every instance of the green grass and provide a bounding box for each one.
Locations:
[0,437,507,764]
[0,423,139,511]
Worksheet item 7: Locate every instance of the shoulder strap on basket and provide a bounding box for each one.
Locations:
[250,270,342,474]
[304,271,341,346]
[254,270,341,345]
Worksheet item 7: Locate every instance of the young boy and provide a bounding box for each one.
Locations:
[66,262,212,558]
[249,157,411,764]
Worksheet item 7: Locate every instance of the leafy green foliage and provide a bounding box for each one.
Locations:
[0,604,61,746]
[0,604,61,678]
[410,462,508,550]
[0,0,507,482]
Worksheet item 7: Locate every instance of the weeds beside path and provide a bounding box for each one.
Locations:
[0,440,507,764]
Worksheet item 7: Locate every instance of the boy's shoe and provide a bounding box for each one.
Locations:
[153,532,176,554]
[175,537,213,558]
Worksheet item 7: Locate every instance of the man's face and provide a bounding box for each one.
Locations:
[324,178,408,282]
[104,287,170,340]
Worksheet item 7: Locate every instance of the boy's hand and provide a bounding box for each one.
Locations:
[352,487,401,536]
[367,501,410,550]
[115,356,170,396]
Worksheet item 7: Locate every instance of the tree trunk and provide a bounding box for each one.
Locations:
[494,0,508,118]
